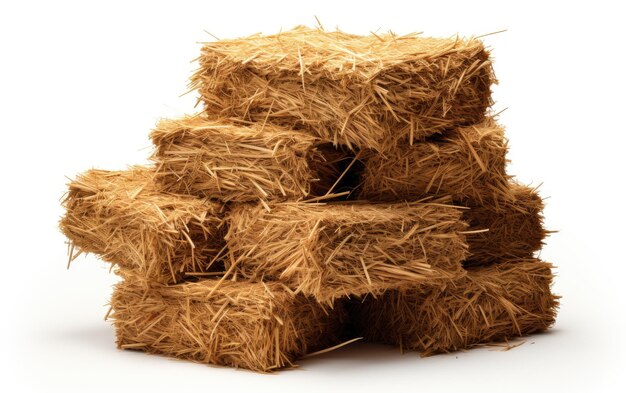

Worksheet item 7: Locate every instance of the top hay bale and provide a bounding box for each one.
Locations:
[191,26,495,152]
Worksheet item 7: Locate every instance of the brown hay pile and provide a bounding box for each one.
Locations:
[359,118,510,205]
[60,167,226,283]
[110,272,346,372]
[225,200,469,304]
[59,26,557,371]
[191,26,494,152]
[150,115,350,205]
[351,260,558,355]
[464,184,547,265]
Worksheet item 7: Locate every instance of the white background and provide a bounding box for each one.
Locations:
[1,0,624,391]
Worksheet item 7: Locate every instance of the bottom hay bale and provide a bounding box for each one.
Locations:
[110,274,346,372]
[464,183,547,264]
[351,260,558,355]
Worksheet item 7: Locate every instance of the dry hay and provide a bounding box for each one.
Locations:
[110,272,346,372]
[225,200,469,304]
[359,118,510,205]
[358,120,545,262]
[464,183,547,265]
[351,259,558,355]
[150,115,352,204]
[191,26,494,152]
[60,166,226,283]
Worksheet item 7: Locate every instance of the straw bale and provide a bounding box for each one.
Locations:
[359,119,509,204]
[150,116,351,203]
[225,201,469,304]
[351,260,558,355]
[191,26,494,152]
[464,184,546,265]
[110,273,346,372]
[60,167,226,283]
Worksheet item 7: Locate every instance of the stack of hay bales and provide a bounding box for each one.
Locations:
[60,26,558,372]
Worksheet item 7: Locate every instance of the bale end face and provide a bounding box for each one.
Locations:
[60,166,226,283]
[464,183,548,265]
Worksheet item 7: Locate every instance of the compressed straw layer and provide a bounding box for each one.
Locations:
[111,273,346,372]
[191,26,494,152]
[60,167,226,283]
[351,260,558,355]
[225,201,469,304]
[150,116,350,204]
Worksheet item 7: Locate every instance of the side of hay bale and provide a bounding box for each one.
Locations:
[464,184,547,265]
[60,166,226,283]
[358,119,510,205]
[225,201,469,304]
[351,260,558,355]
[110,273,346,372]
[191,26,494,152]
[150,116,350,205]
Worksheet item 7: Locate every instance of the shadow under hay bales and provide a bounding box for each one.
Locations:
[48,325,115,350]
[297,342,409,370]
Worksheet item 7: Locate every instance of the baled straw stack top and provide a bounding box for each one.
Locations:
[60,167,226,283]
[150,115,348,205]
[192,26,495,151]
[226,200,469,304]
[112,271,346,372]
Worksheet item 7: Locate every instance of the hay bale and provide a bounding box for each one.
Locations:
[110,273,346,372]
[225,201,469,304]
[191,26,494,152]
[150,115,351,204]
[351,260,558,355]
[464,184,547,265]
[359,119,510,205]
[60,167,226,283]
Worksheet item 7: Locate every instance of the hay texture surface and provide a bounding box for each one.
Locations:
[226,201,469,304]
[60,167,226,283]
[464,184,546,265]
[359,119,509,205]
[111,274,345,372]
[352,260,558,355]
[191,26,494,152]
[151,116,347,204]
